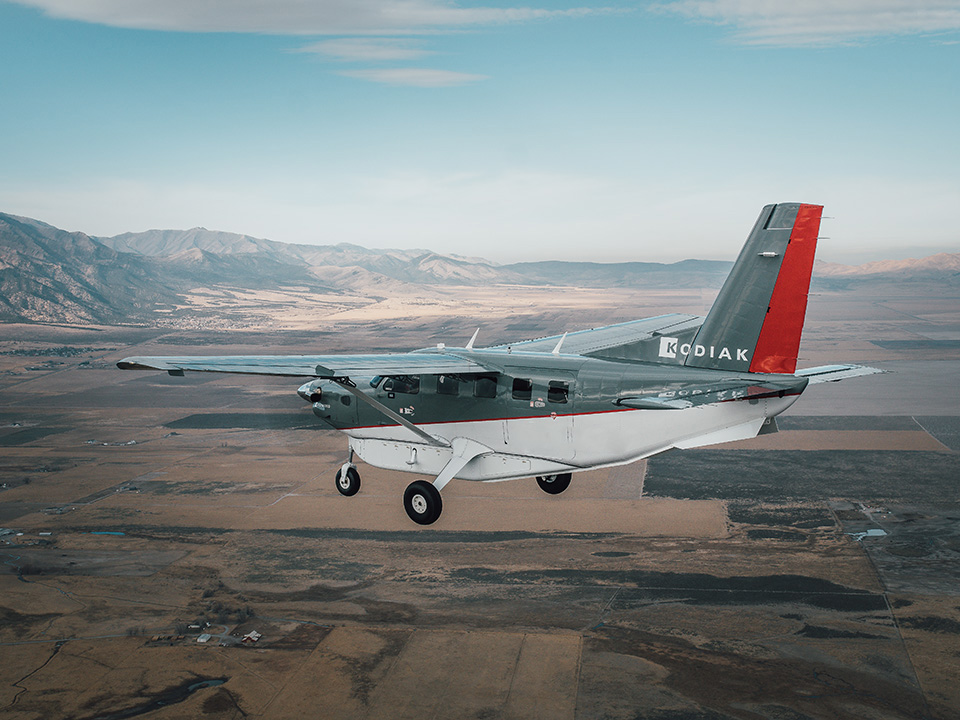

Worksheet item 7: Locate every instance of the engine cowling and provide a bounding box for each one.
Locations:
[297,379,324,404]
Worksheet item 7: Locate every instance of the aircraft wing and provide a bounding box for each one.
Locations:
[488,313,703,355]
[117,352,490,378]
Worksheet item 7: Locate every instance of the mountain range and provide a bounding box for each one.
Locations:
[1,211,957,324]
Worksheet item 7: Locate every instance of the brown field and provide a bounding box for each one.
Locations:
[1,281,959,719]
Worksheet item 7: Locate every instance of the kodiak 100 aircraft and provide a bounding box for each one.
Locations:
[120,203,879,525]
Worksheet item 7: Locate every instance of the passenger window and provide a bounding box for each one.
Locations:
[383,375,420,394]
[474,375,498,399]
[437,375,459,396]
[512,378,532,401]
[548,381,569,404]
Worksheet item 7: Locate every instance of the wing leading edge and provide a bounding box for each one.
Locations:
[118,352,489,378]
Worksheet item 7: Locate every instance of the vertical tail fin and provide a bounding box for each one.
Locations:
[685,203,822,374]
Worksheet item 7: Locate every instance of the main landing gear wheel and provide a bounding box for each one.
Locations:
[536,473,571,495]
[404,480,443,525]
[335,466,361,496]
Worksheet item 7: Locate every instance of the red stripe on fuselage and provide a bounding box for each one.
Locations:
[749,204,822,374]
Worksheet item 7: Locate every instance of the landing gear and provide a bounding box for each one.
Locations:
[335,466,361,496]
[404,480,443,525]
[536,473,571,495]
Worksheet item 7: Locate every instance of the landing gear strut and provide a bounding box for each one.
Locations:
[403,480,443,525]
[536,473,571,495]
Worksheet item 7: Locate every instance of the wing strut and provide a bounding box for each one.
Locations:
[331,379,451,448]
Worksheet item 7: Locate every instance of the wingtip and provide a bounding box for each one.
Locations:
[117,358,150,370]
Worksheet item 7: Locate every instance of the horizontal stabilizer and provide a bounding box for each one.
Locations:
[795,364,884,384]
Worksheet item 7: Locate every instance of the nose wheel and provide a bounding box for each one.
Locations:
[403,480,443,525]
[335,465,361,496]
[536,473,571,494]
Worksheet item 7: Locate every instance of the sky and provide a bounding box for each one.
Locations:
[0,0,958,264]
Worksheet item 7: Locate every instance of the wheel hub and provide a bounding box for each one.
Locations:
[411,494,428,515]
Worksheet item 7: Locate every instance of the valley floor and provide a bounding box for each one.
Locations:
[1,284,958,720]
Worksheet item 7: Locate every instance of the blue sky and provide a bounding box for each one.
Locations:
[1,1,958,263]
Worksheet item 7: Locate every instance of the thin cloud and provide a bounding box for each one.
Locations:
[339,67,489,87]
[654,0,960,46]
[9,0,603,34]
[298,38,432,62]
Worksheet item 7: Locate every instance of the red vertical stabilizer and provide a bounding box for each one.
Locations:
[748,204,822,374]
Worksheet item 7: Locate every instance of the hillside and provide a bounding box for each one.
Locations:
[816,254,960,281]
[504,258,733,288]
[2,211,957,325]
[0,214,177,324]
[97,225,733,288]
[101,223,959,290]
[0,214,332,324]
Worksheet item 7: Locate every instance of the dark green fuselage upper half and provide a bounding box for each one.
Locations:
[309,348,809,432]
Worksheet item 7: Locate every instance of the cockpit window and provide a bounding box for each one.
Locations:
[369,376,383,388]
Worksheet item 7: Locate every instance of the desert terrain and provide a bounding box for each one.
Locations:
[1,281,959,719]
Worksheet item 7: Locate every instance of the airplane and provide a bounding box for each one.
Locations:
[119,203,880,525]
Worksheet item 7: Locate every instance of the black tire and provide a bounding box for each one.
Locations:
[403,480,442,525]
[335,466,361,496]
[536,473,571,495]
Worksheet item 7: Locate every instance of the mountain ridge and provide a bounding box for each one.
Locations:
[2,211,957,325]
[0,213,177,324]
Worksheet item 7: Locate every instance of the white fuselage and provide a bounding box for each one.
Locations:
[346,394,800,482]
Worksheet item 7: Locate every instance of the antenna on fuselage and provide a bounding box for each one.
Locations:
[552,332,568,355]
[465,328,480,350]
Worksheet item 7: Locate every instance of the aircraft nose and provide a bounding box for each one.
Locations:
[297,379,324,403]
